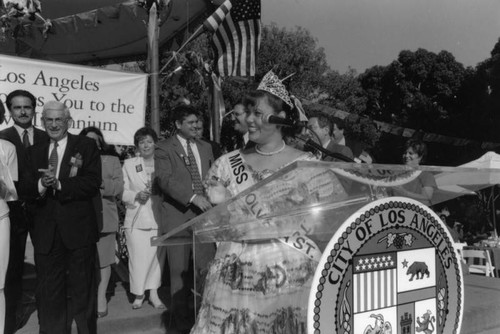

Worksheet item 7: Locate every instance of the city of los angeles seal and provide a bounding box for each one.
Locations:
[308,197,463,334]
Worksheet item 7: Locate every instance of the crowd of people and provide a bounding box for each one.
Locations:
[0,71,492,334]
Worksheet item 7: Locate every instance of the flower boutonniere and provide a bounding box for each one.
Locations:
[69,153,83,177]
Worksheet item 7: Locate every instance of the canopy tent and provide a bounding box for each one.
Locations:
[436,152,500,191]
[0,0,211,63]
[436,151,500,237]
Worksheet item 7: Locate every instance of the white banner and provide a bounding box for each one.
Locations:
[0,55,147,145]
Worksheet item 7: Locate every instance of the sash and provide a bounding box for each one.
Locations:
[224,151,322,262]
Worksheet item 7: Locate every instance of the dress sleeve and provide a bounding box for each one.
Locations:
[421,171,437,188]
[205,151,241,197]
[121,160,137,207]
[6,141,18,181]
[206,154,231,185]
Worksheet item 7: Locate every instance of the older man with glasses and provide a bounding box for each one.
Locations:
[23,101,101,334]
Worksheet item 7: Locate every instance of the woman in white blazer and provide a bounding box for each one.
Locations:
[122,127,166,309]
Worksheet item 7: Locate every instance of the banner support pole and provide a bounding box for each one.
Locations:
[148,3,161,135]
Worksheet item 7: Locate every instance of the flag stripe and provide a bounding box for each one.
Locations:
[204,0,261,77]
[204,0,232,31]
[383,269,387,307]
[354,268,397,313]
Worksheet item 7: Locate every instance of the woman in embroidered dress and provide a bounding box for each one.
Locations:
[122,127,166,309]
[191,72,318,334]
[0,103,18,334]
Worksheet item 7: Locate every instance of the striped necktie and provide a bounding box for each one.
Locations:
[49,141,59,176]
[186,139,204,195]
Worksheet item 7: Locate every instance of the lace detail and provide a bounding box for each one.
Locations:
[246,152,316,182]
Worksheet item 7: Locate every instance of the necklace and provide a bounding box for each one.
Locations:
[255,140,286,156]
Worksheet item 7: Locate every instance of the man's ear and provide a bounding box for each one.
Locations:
[175,120,181,129]
[277,110,286,119]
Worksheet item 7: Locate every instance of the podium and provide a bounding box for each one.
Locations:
[153,161,500,334]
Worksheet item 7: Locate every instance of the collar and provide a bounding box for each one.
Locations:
[176,134,195,146]
[13,124,33,136]
[52,134,68,147]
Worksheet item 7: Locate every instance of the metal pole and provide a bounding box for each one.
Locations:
[493,186,498,239]
[148,3,160,135]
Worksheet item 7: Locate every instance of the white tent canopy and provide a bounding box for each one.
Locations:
[436,151,500,191]
[436,151,500,237]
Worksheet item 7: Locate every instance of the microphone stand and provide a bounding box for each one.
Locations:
[294,132,355,163]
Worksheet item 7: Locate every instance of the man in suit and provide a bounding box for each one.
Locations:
[194,118,223,159]
[25,101,101,334]
[154,105,215,330]
[0,89,49,334]
[331,116,374,163]
[230,101,252,149]
[307,113,354,161]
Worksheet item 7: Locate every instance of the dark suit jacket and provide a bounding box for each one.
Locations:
[25,133,101,254]
[323,139,354,162]
[154,136,214,236]
[201,138,223,160]
[345,137,374,163]
[93,154,123,233]
[0,126,49,199]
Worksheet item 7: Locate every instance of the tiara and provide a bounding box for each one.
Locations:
[257,71,294,108]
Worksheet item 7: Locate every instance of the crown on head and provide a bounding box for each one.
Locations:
[257,71,294,109]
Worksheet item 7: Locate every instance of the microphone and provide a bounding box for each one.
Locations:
[295,135,355,162]
[264,114,298,127]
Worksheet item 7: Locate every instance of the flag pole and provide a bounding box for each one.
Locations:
[159,24,205,75]
[209,73,224,143]
[148,3,161,135]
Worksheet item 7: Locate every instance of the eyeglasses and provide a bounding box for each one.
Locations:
[43,117,68,125]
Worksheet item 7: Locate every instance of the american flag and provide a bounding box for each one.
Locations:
[353,253,397,313]
[203,0,261,77]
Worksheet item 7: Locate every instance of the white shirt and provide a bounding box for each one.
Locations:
[48,135,68,179]
[38,135,68,194]
[176,135,202,176]
[322,138,331,149]
[177,135,203,203]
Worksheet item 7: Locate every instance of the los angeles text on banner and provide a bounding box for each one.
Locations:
[0,54,147,146]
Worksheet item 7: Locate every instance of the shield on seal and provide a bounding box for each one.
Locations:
[308,197,463,334]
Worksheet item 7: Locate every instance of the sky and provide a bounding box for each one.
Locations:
[262,0,500,74]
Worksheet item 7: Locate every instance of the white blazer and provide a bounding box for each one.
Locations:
[122,156,158,229]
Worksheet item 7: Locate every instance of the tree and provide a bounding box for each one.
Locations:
[359,48,467,134]
[156,23,377,149]
[470,38,500,142]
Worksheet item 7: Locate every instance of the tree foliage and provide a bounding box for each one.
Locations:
[156,23,378,149]
[155,21,500,161]
[359,48,466,134]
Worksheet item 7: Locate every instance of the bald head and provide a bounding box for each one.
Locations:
[42,101,70,118]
